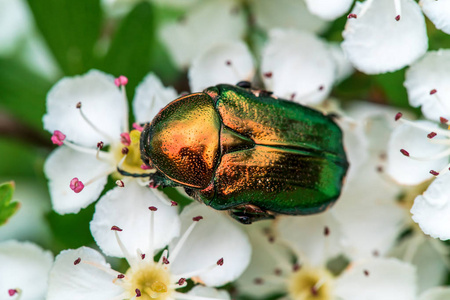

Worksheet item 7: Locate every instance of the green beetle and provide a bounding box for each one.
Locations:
[139,83,348,224]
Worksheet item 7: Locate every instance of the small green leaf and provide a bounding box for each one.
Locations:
[26,0,102,75]
[0,181,20,226]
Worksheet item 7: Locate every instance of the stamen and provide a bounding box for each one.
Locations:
[217,258,224,266]
[430,90,450,116]
[148,205,156,254]
[398,117,450,138]
[394,0,401,21]
[76,102,114,142]
[263,72,273,78]
[114,76,129,87]
[290,85,325,103]
[178,278,186,286]
[8,289,19,297]
[135,288,142,297]
[112,227,136,268]
[114,76,130,133]
[80,259,122,277]
[116,180,125,187]
[192,216,203,222]
[175,259,223,279]
[51,130,66,146]
[402,148,450,161]
[141,164,151,170]
[395,112,402,121]
[133,123,144,132]
[81,167,116,187]
[63,140,111,160]
[120,133,131,146]
[70,178,84,193]
[169,221,200,264]
[428,132,437,139]
[158,249,169,265]
[171,201,178,206]
[224,59,244,80]
[347,13,357,19]
[363,270,370,276]
[430,170,439,176]
[358,0,375,18]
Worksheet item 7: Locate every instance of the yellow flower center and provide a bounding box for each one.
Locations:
[287,266,334,300]
[123,260,172,300]
[113,130,148,177]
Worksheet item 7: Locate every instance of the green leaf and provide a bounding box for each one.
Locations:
[0,181,20,226]
[100,2,156,101]
[0,58,52,128]
[26,0,101,75]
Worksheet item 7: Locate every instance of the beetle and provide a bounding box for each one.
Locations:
[139,83,348,224]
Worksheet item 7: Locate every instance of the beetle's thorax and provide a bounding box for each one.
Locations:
[141,93,221,189]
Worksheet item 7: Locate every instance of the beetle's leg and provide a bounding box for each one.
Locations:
[228,205,275,225]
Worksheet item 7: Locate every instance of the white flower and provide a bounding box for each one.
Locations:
[159,0,246,69]
[47,186,251,300]
[43,70,177,214]
[188,40,255,92]
[0,240,53,300]
[236,220,417,300]
[261,29,336,106]
[304,0,354,21]
[342,0,428,74]
[0,0,32,56]
[249,0,329,34]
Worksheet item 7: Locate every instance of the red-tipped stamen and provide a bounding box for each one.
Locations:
[111,225,123,231]
[324,226,330,236]
[114,75,129,87]
[254,278,264,285]
[116,180,125,187]
[427,132,437,139]
[141,253,145,260]
[140,164,151,170]
[74,257,81,265]
[178,278,186,286]
[120,133,131,146]
[133,123,144,132]
[217,258,224,266]
[263,72,273,78]
[400,149,409,157]
[395,15,400,21]
[395,112,402,121]
[122,147,129,155]
[192,216,203,222]
[8,289,18,296]
[171,201,178,206]
[118,274,125,279]
[149,206,158,211]
[440,117,448,124]
[135,288,141,297]
[163,257,170,264]
[51,130,66,146]
[70,178,84,193]
[430,89,437,95]
[364,270,370,276]
[347,13,357,19]
[430,170,439,176]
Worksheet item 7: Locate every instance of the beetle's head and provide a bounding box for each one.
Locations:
[140,122,154,168]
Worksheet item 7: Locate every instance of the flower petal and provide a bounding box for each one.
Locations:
[304,0,354,21]
[404,50,450,122]
[0,0,32,55]
[44,146,110,214]
[419,287,450,300]
[386,121,448,185]
[90,180,180,258]
[43,69,125,147]
[185,286,230,300]
[169,203,251,287]
[421,0,450,35]
[328,43,354,84]
[342,0,428,74]
[0,240,53,300]
[159,0,246,68]
[47,247,123,300]
[188,41,255,92]
[335,258,417,300]
[236,221,291,298]
[411,173,450,240]
[277,213,342,266]
[261,29,336,105]
[133,73,178,124]
[250,0,329,34]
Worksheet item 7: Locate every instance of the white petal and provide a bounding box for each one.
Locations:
[261,29,336,105]
[133,73,178,124]
[188,41,255,92]
[342,0,428,74]
[411,174,450,240]
[47,247,123,300]
[0,240,53,300]
[0,0,31,55]
[169,203,251,287]
[235,221,290,298]
[185,286,230,300]
[43,69,125,147]
[419,287,450,300]
[159,0,246,68]
[90,180,180,258]
[404,50,450,122]
[250,0,329,34]
[44,146,111,214]
[386,121,448,185]
[277,213,342,266]
[421,0,450,35]
[328,43,354,84]
[334,167,407,260]
[391,237,447,293]
[335,258,417,300]
[305,0,354,21]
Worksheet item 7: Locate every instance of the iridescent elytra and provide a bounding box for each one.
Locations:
[139,83,348,224]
